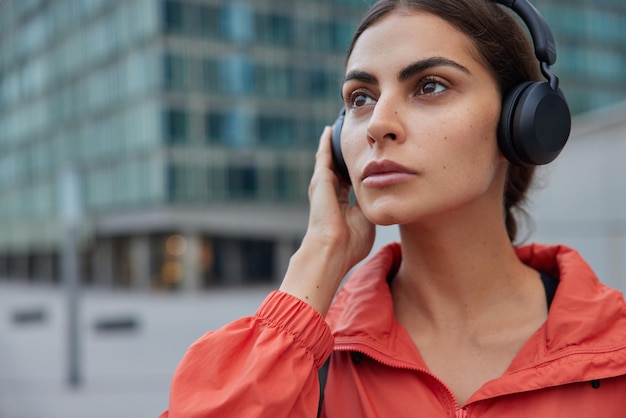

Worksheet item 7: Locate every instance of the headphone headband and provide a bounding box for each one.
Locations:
[494,0,557,65]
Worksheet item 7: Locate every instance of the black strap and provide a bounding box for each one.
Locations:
[540,271,559,309]
[317,357,330,418]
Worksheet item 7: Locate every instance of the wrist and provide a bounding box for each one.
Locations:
[279,240,348,317]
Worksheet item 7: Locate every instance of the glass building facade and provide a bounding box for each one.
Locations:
[0,0,365,289]
[0,0,624,290]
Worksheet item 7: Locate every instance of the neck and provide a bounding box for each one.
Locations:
[392,207,538,331]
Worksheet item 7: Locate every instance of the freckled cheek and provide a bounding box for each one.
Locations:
[429,131,499,184]
[340,137,366,179]
[456,118,500,159]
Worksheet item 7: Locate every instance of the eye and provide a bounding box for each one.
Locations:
[418,78,448,96]
[347,92,376,109]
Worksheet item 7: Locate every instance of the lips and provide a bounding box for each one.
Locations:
[361,160,416,186]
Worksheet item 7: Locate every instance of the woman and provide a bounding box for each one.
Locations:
[161,0,626,416]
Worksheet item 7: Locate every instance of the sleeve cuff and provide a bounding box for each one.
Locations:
[256,290,334,368]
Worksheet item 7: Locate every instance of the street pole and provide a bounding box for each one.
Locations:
[59,166,82,388]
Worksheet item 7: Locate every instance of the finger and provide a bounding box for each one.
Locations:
[310,126,338,196]
[314,126,334,172]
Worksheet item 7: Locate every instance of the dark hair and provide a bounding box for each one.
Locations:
[346,0,540,242]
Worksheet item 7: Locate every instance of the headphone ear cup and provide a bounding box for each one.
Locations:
[498,82,531,166]
[498,81,571,166]
[331,109,351,184]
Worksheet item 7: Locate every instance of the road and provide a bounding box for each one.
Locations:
[0,282,274,418]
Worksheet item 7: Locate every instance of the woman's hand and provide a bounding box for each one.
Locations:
[280,126,375,316]
[306,126,375,274]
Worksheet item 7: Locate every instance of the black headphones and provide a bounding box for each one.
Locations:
[331,0,571,184]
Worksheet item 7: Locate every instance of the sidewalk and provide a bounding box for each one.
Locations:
[0,282,274,418]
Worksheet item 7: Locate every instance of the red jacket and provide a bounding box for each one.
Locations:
[161,244,626,417]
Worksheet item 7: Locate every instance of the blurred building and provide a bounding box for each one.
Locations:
[535,0,626,114]
[0,0,365,290]
[0,0,624,291]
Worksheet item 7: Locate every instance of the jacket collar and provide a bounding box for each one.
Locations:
[327,243,626,381]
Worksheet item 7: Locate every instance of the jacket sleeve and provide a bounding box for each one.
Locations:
[160,290,334,418]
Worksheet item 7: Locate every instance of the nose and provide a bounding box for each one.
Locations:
[367,98,404,145]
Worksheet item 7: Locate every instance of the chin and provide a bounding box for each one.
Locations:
[372,218,398,227]
[363,207,409,227]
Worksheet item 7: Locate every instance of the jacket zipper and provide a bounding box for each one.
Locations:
[455,407,469,418]
[334,345,470,417]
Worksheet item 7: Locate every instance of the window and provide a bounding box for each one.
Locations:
[306,21,332,51]
[206,166,226,200]
[206,112,225,144]
[221,3,253,43]
[306,118,327,148]
[275,164,291,200]
[257,116,294,147]
[254,65,293,97]
[242,239,275,282]
[269,15,292,46]
[228,165,257,199]
[333,21,358,52]
[197,4,221,38]
[164,109,188,144]
[307,69,332,99]
[220,55,253,95]
[255,13,293,47]
[206,110,252,148]
[163,54,187,91]
[167,164,189,202]
[203,59,220,93]
[163,0,184,33]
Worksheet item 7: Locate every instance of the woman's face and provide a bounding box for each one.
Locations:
[341,10,507,227]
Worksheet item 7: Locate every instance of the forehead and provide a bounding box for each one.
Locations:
[346,10,483,74]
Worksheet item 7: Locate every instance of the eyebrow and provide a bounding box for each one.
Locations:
[343,56,471,86]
